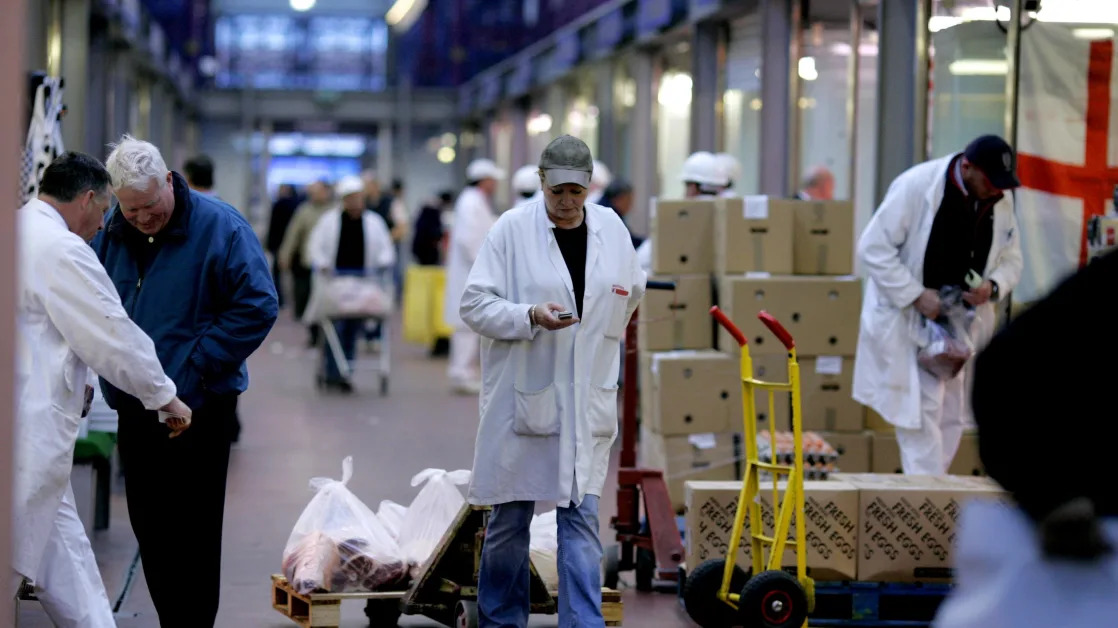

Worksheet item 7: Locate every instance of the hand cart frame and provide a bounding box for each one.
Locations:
[682,307,814,628]
[311,268,393,396]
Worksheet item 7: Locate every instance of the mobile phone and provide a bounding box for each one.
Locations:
[557,311,574,320]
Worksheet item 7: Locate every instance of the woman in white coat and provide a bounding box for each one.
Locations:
[444,159,505,394]
[460,136,645,628]
[852,135,1023,475]
[13,153,191,626]
[305,175,396,392]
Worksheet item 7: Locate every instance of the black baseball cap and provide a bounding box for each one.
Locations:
[964,135,1021,190]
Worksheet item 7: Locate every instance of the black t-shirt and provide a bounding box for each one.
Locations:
[336,212,366,270]
[923,156,999,291]
[553,217,588,318]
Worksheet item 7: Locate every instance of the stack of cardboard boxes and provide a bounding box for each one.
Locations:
[864,409,985,476]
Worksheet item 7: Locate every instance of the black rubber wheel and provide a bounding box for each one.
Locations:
[602,544,621,590]
[363,598,401,626]
[682,559,750,628]
[738,569,808,628]
[635,547,655,591]
[454,600,479,628]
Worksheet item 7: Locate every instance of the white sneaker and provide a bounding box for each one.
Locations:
[451,380,482,395]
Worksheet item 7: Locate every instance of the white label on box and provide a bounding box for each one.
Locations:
[815,356,843,375]
[689,433,718,450]
[745,271,772,279]
[743,195,769,220]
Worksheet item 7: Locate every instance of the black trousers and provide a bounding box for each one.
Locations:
[270,255,285,308]
[117,394,236,628]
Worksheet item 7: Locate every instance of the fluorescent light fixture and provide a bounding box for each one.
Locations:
[928,16,964,32]
[290,0,315,11]
[1073,28,1115,40]
[830,42,880,56]
[798,56,818,81]
[657,73,693,109]
[948,59,1009,75]
[1035,1,1118,23]
[436,146,456,164]
[527,113,553,136]
[387,0,427,31]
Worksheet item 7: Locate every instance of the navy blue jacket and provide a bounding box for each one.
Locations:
[92,172,278,412]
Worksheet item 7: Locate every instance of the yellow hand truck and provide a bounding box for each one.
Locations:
[682,307,814,628]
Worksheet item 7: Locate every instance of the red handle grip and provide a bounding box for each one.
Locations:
[758,310,795,350]
[710,306,747,347]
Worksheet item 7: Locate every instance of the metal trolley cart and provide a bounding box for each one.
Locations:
[683,306,813,628]
[310,268,393,396]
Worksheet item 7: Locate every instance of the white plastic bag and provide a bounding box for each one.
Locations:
[377,500,408,541]
[913,286,976,380]
[529,510,559,590]
[282,457,407,594]
[303,273,393,323]
[396,469,471,576]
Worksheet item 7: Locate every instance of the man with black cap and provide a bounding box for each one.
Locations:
[852,135,1024,475]
[459,135,645,627]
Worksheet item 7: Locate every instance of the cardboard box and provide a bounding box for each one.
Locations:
[740,356,860,432]
[714,198,795,275]
[641,350,743,435]
[792,200,855,275]
[637,274,713,351]
[817,431,873,473]
[829,473,1008,581]
[641,430,738,512]
[650,199,715,274]
[718,275,862,356]
[871,432,903,474]
[948,433,985,477]
[749,354,791,430]
[864,407,891,431]
[685,480,860,581]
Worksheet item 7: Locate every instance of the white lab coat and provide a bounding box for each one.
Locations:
[852,154,1023,429]
[933,500,1118,628]
[460,201,646,506]
[444,186,498,330]
[305,207,396,272]
[14,199,176,623]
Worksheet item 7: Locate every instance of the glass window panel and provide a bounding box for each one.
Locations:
[722,13,762,196]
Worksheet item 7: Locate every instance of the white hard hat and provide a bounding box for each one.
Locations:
[335,175,365,198]
[512,165,541,195]
[680,151,729,187]
[715,153,742,184]
[591,160,613,188]
[466,158,507,182]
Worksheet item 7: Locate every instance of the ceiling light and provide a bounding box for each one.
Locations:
[437,146,456,164]
[290,0,315,11]
[387,0,428,30]
[928,16,964,32]
[1035,1,1118,23]
[1072,28,1115,40]
[527,113,553,136]
[798,56,818,81]
[948,59,1009,75]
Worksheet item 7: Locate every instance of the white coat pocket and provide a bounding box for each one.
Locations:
[604,289,630,339]
[588,385,619,438]
[513,383,560,436]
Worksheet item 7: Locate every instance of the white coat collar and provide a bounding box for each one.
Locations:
[24,197,69,230]
[534,200,604,301]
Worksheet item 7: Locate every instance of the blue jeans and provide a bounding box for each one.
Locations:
[478,496,603,628]
[323,318,363,382]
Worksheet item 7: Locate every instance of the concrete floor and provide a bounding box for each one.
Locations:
[18,317,693,627]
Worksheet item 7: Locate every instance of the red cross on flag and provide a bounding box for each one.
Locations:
[1014,24,1117,303]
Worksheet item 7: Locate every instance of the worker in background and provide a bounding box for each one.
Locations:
[587,159,612,205]
[715,152,742,198]
[305,175,396,393]
[12,152,191,628]
[93,135,278,628]
[461,135,645,628]
[279,180,335,348]
[600,178,642,249]
[636,151,729,271]
[444,158,505,394]
[266,183,302,308]
[511,164,542,208]
[796,165,836,201]
[852,135,1023,476]
[411,190,456,358]
[933,249,1118,628]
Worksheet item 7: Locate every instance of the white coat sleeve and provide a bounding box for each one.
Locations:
[988,200,1023,298]
[857,176,927,309]
[41,244,176,410]
[625,243,647,322]
[368,213,397,268]
[459,221,538,342]
[306,213,332,271]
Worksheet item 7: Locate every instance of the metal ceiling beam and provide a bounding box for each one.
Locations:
[211,0,392,15]
[195,88,458,123]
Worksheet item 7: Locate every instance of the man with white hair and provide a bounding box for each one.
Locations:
[797,165,836,201]
[587,159,612,205]
[91,135,278,627]
[444,158,505,394]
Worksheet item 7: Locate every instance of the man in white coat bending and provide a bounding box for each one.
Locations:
[853,135,1023,475]
[11,152,191,626]
[444,158,505,394]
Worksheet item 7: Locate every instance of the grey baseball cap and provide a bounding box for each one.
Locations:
[539,135,593,188]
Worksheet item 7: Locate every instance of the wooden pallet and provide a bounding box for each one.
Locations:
[602,588,624,626]
[271,574,403,628]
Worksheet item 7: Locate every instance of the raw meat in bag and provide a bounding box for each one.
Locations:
[396,469,471,577]
[282,457,406,594]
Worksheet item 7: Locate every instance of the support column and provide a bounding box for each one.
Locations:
[690,20,720,154]
[106,52,130,152]
[759,0,794,196]
[59,0,91,153]
[85,25,108,155]
[509,102,528,170]
[238,86,255,217]
[595,62,617,169]
[397,75,414,185]
[377,123,394,182]
[873,0,929,206]
[629,50,657,235]
[0,3,25,620]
